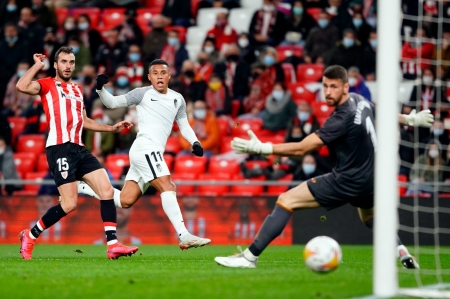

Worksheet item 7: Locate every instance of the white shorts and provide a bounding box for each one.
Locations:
[126,139,171,193]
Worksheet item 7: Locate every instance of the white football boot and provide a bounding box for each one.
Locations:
[214,247,258,268]
[398,245,420,269]
[179,233,211,250]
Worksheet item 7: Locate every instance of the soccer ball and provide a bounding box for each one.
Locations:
[303,236,342,273]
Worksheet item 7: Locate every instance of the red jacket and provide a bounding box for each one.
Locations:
[401,41,434,76]
[206,24,238,52]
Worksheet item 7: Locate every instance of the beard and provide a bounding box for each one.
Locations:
[57,68,72,82]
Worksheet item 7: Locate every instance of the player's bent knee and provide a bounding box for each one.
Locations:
[96,185,114,200]
[61,201,77,214]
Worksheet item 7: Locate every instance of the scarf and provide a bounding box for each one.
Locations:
[205,86,226,113]
[160,44,176,74]
[254,9,276,35]
[126,61,144,86]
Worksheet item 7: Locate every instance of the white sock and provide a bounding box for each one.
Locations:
[161,191,188,238]
[244,248,258,261]
[113,188,122,208]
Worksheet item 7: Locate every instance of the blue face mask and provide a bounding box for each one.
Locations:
[167,37,179,46]
[17,69,26,78]
[129,53,141,62]
[72,46,80,54]
[433,128,444,136]
[6,4,17,12]
[5,36,18,43]
[343,37,355,48]
[302,163,316,175]
[272,90,284,101]
[353,19,363,28]
[318,19,329,29]
[105,87,114,94]
[263,55,275,66]
[293,7,303,15]
[194,109,206,119]
[78,23,89,31]
[298,111,310,122]
[116,76,129,87]
[369,39,377,49]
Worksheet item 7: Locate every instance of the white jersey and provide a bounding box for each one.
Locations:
[124,86,186,150]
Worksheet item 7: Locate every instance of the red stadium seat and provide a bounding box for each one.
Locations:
[288,82,316,104]
[136,8,160,16]
[231,100,241,118]
[8,116,26,146]
[102,9,126,30]
[145,0,165,11]
[164,154,174,172]
[259,135,285,144]
[173,156,207,175]
[307,8,322,21]
[24,171,47,193]
[37,153,49,172]
[267,174,293,195]
[230,174,265,196]
[297,64,324,83]
[166,26,187,43]
[197,173,230,196]
[105,154,129,174]
[281,63,296,84]
[220,136,234,153]
[165,136,181,154]
[232,119,263,137]
[245,160,270,170]
[16,134,45,156]
[13,153,37,178]
[311,102,334,118]
[72,8,101,28]
[136,13,153,34]
[217,118,230,136]
[208,157,240,175]
[171,172,197,196]
[276,45,303,62]
[55,7,69,27]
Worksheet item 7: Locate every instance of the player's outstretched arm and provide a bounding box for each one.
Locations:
[231,130,324,156]
[399,109,434,127]
[95,74,128,108]
[16,53,44,96]
[82,110,133,132]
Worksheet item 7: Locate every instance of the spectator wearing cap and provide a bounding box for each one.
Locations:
[18,7,45,54]
[348,66,371,101]
[204,73,232,117]
[327,28,363,70]
[95,27,128,76]
[157,29,189,76]
[67,36,91,76]
[142,15,169,63]
[249,0,288,47]
[117,8,143,46]
[125,44,144,88]
[31,0,56,29]
[76,14,102,60]
[161,0,192,27]
[205,12,238,53]
[84,107,115,155]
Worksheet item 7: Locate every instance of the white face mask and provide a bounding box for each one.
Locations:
[0,147,5,155]
[204,46,215,54]
[263,4,275,12]
[422,75,433,86]
[429,149,439,159]
[238,38,249,48]
[348,77,358,87]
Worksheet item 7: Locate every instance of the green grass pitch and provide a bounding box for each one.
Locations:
[0,245,448,299]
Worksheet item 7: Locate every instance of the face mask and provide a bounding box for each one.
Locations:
[272,90,284,101]
[204,46,215,54]
[184,70,195,78]
[293,7,303,15]
[6,4,17,12]
[226,54,239,62]
[64,22,75,31]
[263,55,275,66]
[209,82,222,91]
[369,39,377,48]
[17,69,26,78]
[263,5,275,12]
[302,163,316,175]
[194,109,206,119]
[45,40,54,45]
[366,16,377,27]
[348,77,358,87]
[422,75,433,86]
[84,76,93,85]
[298,111,310,122]
[433,129,444,136]
[117,76,129,87]
[129,53,141,62]
[78,23,89,31]
[429,149,439,159]
[353,19,363,28]
[318,19,329,29]
[238,38,249,48]
[167,37,179,46]
[5,36,18,43]
[343,37,355,48]
[71,46,80,54]
[105,87,114,94]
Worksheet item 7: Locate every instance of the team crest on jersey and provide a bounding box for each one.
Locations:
[174,99,178,108]
[61,171,68,179]
[156,164,162,172]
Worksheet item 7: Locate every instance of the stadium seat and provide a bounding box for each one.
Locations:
[196,8,228,28]
[281,63,296,84]
[220,136,234,153]
[105,154,129,174]
[276,45,303,61]
[145,0,165,11]
[136,11,153,33]
[267,174,293,195]
[186,26,209,46]
[16,134,45,156]
[171,173,197,196]
[72,8,101,28]
[173,156,207,175]
[165,136,181,154]
[217,118,230,136]
[297,64,324,83]
[186,44,202,61]
[7,117,26,146]
[165,26,187,43]
[230,174,264,196]
[13,153,37,178]
[101,9,126,30]
[231,100,241,118]
[55,7,69,27]
[36,153,49,172]
[208,157,240,175]
[231,119,263,137]
[228,8,256,34]
[241,0,263,10]
[311,102,334,119]
[306,7,322,21]
[164,154,174,172]
[245,160,270,171]
[197,173,230,196]
[288,82,317,104]
[259,135,285,144]
[24,171,47,193]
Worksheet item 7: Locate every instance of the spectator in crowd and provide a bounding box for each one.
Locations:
[241,155,296,180]
[283,0,316,46]
[262,82,297,132]
[350,11,371,47]
[249,0,288,47]
[204,73,232,117]
[179,100,220,157]
[260,47,285,84]
[117,8,143,47]
[214,44,251,100]
[113,66,132,95]
[348,66,371,101]
[241,84,265,118]
[162,0,192,27]
[3,62,32,116]
[42,27,62,77]
[285,101,320,143]
[408,67,444,116]
[205,12,238,53]
[0,0,21,27]
[158,29,189,76]
[237,32,257,64]
[176,60,207,102]
[142,15,168,63]
[76,14,102,60]
[196,51,214,83]
[84,107,115,155]
[327,0,352,34]
[125,44,144,88]
[31,0,56,29]
[202,37,222,66]
[67,36,91,76]
[292,154,323,182]
[303,10,339,64]
[362,30,377,81]
[427,119,450,150]
[422,0,439,39]
[433,31,450,78]
[328,28,363,70]
[18,7,45,54]
[0,135,21,195]
[59,15,77,45]
[80,64,97,117]
[401,28,435,80]
[0,114,12,145]
[95,27,128,76]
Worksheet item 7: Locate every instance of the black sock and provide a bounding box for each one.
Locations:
[30,204,67,238]
[364,218,403,245]
[249,204,292,256]
[100,199,117,244]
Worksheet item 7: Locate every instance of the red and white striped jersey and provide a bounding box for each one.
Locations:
[37,77,84,147]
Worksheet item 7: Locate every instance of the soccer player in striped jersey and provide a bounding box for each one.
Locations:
[16,47,138,259]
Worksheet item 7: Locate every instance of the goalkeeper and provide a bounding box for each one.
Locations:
[215,65,433,269]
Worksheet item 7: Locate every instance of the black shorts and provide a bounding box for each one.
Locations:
[306,173,374,211]
[46,142,103,187]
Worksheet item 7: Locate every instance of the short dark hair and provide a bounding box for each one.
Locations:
[149,59,169,67]
[54,46,74,62]
[78,13,91,24]
[323,65,348,83]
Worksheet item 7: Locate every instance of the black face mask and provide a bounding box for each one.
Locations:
[226,54,239,62]
[84,76,93,85]
[153,27,164,32]
[184,70,195,78]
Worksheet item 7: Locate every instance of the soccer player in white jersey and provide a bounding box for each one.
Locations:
[86,59,211,249]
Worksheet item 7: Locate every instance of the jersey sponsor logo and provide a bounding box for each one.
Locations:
[174,99,178,108]
[151,98,158,101]
[156,164,162,172]
[61,171,68,179]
